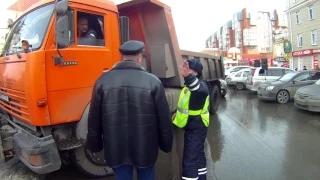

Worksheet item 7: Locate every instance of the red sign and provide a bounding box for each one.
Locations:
[292,49,313,57]
[313,49,320,54]
[314,56,318,70]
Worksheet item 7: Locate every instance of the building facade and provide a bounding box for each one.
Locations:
[286,0,319,70]
[206,8,288,64]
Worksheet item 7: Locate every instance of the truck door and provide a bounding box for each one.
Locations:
[45,8,117,125]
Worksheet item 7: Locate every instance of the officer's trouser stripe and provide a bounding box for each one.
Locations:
[198,167,207,175]
[198,168,207,171]
[182,177,198,180]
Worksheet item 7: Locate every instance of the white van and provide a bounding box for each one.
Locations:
[224,66,251,78]
[226,67,255,90]
[246,67,294,91]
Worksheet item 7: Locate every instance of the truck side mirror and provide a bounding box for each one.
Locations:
[55,16,69,48]
[54,0,69,49]
[119,16,129,44]
[55,0,68,15]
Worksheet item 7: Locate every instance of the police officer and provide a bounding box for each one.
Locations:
[172,59,210,180]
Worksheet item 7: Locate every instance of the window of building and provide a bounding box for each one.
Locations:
[308,5,315,20]
[297,34,302,47]
[311,30,317,45]
[76,11,105,47]
[296,11,301,24]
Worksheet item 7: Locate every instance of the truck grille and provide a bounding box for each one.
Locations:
[0,87,29,122]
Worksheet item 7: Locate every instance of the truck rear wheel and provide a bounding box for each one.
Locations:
[72,104,113,178]
[209,84,220,115]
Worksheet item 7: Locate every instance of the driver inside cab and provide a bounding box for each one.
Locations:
[77,16,97,46]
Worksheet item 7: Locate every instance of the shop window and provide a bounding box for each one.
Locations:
[77,11,105,46]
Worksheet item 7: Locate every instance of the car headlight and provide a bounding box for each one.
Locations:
[266,86,274,91]
[311,96,320,100]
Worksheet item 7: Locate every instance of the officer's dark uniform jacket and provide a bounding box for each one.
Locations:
[182,74,210,129]
[87,60,173,168]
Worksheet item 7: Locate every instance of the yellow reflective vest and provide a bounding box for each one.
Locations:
[173,86,210,128]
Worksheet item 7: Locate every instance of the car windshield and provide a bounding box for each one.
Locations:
[278,72,297,82]
[316,79,320,85]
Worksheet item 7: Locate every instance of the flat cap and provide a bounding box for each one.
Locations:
[119,40,145,55]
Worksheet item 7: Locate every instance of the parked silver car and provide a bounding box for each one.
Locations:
[225,67,254,90]
[257,71,320,104]
[294,79,320,112]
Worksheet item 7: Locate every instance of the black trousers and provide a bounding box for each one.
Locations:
[182,118,208,180]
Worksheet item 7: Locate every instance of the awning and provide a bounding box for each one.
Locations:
[7,0,41,12]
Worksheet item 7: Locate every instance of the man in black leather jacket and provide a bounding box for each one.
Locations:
[87,40,173,180]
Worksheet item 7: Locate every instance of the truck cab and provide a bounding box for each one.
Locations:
[0,0,123,176]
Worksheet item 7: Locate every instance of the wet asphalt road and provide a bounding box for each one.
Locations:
[1,88,320,180]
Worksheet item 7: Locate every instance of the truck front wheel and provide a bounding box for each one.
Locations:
[209,84,220,115]
[72,103,113,178]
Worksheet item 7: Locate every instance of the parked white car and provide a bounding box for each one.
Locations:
[246,67,294,91]
[226,67,255,90]
[224,66,251,78]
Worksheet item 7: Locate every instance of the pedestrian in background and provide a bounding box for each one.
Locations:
[87,40,173,180]
[172,59,211,180]
[303,66,307,70]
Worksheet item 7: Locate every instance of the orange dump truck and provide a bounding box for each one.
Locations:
[0,0,224,177]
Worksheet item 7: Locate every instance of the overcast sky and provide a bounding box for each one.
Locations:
[157,0,287,52]
[1,0,286,52]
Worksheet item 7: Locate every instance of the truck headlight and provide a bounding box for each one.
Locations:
[266,86,274,91]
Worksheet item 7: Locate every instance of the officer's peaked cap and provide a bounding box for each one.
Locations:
[119,40,145,55]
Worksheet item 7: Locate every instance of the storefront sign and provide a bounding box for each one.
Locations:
[313,49,320,54]
[283,40,292,53]
[314,55,318,70]
[292,49,313,57]
[274,57,286,62]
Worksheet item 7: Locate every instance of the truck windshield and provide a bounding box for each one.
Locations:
[1,4,54,56]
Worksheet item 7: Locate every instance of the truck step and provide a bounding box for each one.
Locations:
[56,137,82,151]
